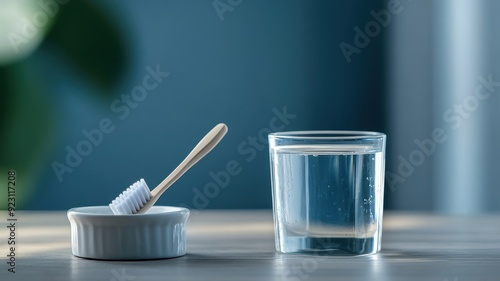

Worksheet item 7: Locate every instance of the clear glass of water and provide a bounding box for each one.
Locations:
[269,131,386,255]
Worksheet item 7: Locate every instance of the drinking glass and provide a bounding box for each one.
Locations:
[269,131,386,255]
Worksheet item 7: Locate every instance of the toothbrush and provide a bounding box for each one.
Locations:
[109,123,228,215]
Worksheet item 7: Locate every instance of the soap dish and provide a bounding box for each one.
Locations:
[67,206,189,260]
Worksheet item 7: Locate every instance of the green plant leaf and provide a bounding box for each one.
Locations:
[0,62,55,210]
[45,1,128,97]
[0,0,55,65]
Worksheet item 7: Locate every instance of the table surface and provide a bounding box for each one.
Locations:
[1,210,500,281]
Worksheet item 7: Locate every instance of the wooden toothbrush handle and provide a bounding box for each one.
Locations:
[151,123,228,197]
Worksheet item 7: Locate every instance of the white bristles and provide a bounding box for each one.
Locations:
[109,179,152,215]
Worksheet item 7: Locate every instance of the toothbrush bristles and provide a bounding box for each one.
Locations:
[109,179,152,215]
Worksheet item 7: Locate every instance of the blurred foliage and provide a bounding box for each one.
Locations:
[46,1,127,93]
[0,0,128,209]
[0,1,50,64]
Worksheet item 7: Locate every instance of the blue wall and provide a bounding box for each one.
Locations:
[27,0,386,210]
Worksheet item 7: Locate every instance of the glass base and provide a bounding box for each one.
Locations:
[277,236,379,256]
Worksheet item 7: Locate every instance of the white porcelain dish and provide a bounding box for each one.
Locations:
[67,206,189,260]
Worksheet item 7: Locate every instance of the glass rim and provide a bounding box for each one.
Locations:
[268,130,386,140]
